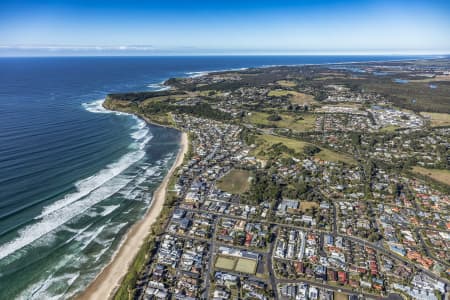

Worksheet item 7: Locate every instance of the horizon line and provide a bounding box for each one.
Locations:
[0,52,449,58]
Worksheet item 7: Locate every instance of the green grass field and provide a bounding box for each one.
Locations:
[299,201,319,212]
[412,167,450,185]
[215,256,237,270]
[379,125,400,132]
[253,134,356,164]
[217,169,251,194]
[315,148,356,165]
[420,112,450,127]
[235,258,258,274]
[276,80,297,87]
[334,292,349,300]
[247,112,316,132]
[255,134,308,153]
[268,89,317,105]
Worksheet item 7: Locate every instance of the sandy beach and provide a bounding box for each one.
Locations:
[78,130,188,300]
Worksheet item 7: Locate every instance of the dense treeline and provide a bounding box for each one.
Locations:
[239,127,257,145]
[107,90,182,103]
[141,102,232,121]
[246,170,282,204]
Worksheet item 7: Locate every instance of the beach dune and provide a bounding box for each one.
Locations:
[78,131,188,300]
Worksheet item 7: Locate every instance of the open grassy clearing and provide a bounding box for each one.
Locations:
[276,80,297,87]
[268,89,293,97]
[379,125,401,132]
[256,134,308,152]
[141,112,175,127]
[194,90,226,97]
[315,148,356,165]
[290,92,316,105]
[334,292,349,300]
[235,258,257,274]
[140,94,187,107]
[409,75,450,83]
[215,256,237,270]
[315,75,347,81]
[420,112,450,127]
[319,103,364,109]
[268,89,317,105]
[246,111,316,132]
[412,167,450,186]
[217,169,251,194]
[253,134,356,164]
[299,201,319,212]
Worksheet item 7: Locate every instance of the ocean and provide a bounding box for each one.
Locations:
[0,55,430,298]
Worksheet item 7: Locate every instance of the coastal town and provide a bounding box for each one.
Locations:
[103,58,450,300]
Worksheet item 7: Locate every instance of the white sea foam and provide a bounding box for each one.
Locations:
[77,225,107,251]
[186,67,248,78]
[104,222,127,235]
[38,151,144,218]
[0,174,134,260]
[93,245,110,262]
[186,71,210,78]
[38,100,152,218]
[82,99,111,114]
[147,82,170,91]
[0,99,152,261]
[99,205,120,217]
[18,253,79,300]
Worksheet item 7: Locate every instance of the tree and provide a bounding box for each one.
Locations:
[267,114,282,121]
[303,145,321,156]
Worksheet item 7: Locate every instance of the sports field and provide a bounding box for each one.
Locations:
[215,256,236,270]
[235,258,258,274]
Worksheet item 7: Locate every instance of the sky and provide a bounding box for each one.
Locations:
[0,0,449,56]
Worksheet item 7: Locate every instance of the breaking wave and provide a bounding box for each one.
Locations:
[0,99,152,261]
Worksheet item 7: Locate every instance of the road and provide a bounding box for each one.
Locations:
[179,204,450,287]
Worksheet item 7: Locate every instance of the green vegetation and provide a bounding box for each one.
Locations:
[252,134,355,164]
[215,256,257,274]
[334,292,349,300]
[108,90,182,102]
[358,80,450,113]
[268,89,294,97]
[114,239,156,300]
[217,169,252,194]
[252,134,308,159]
[276,80,297,87]
[269,89,317,105]
[267,113,282,121]
[379,125,400,132]
[235,258,258,274]
[247,169,283,204]
[144,112,175,127]
[247,112,316,132]
[412,167,450,186]
[303,144,321,156]
[420,112,450,127]
[142,102,232,121]
[299,201,319,212]
[215,256,237,270]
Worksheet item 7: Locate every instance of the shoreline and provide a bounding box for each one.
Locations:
[77,124,188,300]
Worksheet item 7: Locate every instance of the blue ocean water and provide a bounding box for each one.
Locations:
[0,55,430,298]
